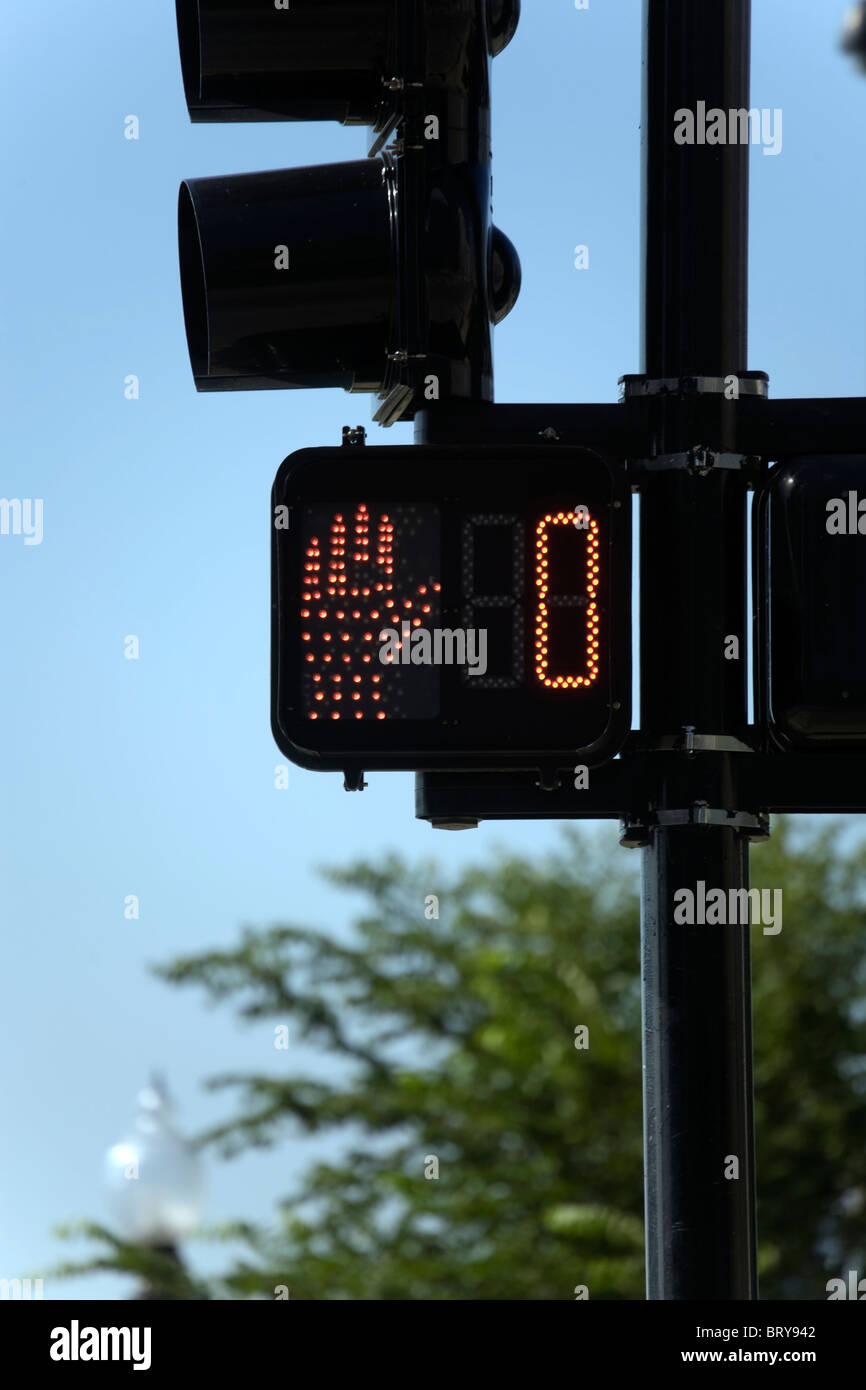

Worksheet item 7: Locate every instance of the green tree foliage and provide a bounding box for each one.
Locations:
[57,820,866,1298]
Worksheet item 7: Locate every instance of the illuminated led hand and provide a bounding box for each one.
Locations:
[300,505,438,720]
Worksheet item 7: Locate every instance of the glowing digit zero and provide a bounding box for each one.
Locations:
[534,511,600,688]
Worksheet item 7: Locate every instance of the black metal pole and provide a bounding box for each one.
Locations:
[639,0,757,1299]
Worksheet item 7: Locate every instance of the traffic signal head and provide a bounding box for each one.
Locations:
[176,1,521,421]
[271,443,631,774]
[177,1,521,125]
[762,455,866,747]
[177,0,400,127]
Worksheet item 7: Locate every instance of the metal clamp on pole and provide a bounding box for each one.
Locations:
[619,372,769,399]
[621,804,771,848]
[630,449,761,476]
[642,727,756,755]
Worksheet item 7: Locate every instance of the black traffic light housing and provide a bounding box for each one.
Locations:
[175,0,521,423]
[758,454,866,749]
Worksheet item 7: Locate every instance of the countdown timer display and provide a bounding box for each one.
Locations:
[271,445,630,772]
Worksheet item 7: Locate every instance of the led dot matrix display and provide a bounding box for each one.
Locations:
[272,444,630,772]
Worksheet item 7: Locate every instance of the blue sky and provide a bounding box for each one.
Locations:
[1,1,864,1299]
